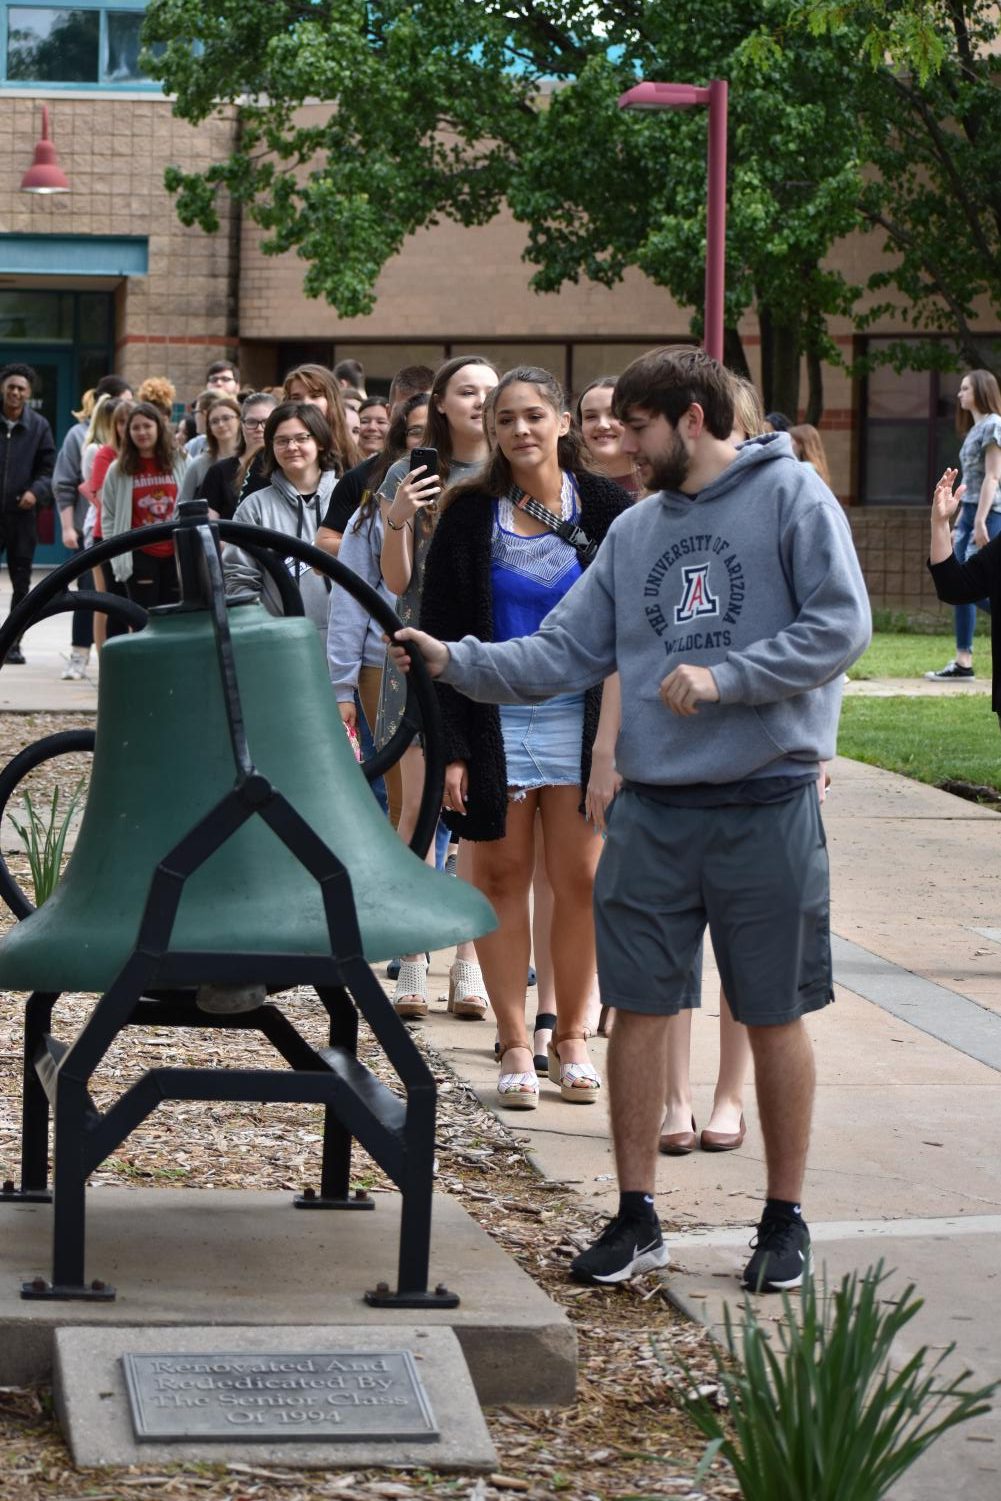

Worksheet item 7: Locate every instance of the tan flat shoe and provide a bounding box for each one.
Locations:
[659,1115,698,1155]
[700,1114,747,1152]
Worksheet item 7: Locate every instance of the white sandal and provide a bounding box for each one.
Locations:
[447,958,488,1019]
[547,1029,601,1103]
[394,957,428,1019]
[496,1042,539,1110]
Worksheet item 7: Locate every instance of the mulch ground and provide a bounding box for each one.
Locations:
[0,714,740,1501]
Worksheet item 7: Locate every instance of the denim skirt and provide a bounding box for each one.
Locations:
[500,693,585,793]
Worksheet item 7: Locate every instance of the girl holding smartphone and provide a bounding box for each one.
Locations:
[379,355,499,1018]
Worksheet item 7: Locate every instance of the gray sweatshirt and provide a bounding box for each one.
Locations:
[53,420,88,529]
[223,468,336,635]
[327,505,397,700]
[440,434,871,785]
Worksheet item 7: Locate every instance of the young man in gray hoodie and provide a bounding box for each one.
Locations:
[393,347,872,1292]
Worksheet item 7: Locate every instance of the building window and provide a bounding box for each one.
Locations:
[859,339,975,505]
[3,2,161,88]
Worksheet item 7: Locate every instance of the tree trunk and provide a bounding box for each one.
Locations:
[805,348,824,426]
[757,304,801,419]
[724,326,751,378]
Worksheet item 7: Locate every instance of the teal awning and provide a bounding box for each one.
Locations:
[0,235,148,277]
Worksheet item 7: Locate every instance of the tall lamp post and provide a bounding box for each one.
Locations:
[618,80,728,363]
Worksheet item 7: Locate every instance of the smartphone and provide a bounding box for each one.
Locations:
[409,446,439,479]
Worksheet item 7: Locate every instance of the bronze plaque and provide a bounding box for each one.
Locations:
[122,1350,438,1443]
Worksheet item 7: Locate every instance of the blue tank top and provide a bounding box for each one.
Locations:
[490,473,583,643]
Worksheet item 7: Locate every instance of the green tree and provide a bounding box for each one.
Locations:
[505,4,866,419]
[849,3,1001,375]
[143,0,869,416]
[796,0,955,83]
[142,0,532,314]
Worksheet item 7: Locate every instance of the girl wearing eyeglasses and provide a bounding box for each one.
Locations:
[222,401,339,635]
[178,394,243,505]
[201,392,277,520]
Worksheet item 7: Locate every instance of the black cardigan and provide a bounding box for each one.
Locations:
[928,543,1001,716]
[419,470,631,840]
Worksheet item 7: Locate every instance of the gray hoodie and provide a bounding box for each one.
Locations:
[440,434,871,786]
[223,468,336,635]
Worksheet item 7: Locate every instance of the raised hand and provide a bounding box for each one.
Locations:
[931,468,964,524]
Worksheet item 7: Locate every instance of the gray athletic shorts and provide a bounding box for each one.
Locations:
[594,784,833,1027]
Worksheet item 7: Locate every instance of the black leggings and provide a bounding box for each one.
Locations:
[125,551,179,613]
[0,508,37,620]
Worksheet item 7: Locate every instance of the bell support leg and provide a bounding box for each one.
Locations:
[0,991,58,1202]
[295,986,373,1211]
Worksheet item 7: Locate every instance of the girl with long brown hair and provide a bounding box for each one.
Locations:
[179,393,242,503]
[378,356,499,1018]
[201,391,277,519]
[325,392,432,827]
[926,369,1001,680]
[789,423,832,488]
[283,363,359,475]
[575,377,641,495]
[101,401,188,610]
[417,366,630,1106]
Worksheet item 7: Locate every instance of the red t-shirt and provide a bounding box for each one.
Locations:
[130,457,177,557]
[89,443,117,540]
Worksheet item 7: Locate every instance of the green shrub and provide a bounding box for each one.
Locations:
[9,779,86,906]
[678,1262,995,1501]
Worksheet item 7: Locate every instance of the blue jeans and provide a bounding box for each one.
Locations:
[953,503,1001,653]
[353,690,388,816]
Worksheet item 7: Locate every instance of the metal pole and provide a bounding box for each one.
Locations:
[704,78,728,363]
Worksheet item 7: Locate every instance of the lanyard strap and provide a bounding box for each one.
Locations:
[511,476,597,563]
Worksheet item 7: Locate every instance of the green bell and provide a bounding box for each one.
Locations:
[0,602,495,993]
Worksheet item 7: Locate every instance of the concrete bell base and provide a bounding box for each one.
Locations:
[0,1188,576,1407]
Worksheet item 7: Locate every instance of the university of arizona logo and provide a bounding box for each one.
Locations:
[674,563,719,624]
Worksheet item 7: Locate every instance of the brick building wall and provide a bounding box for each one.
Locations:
[1,93,991,610]
[0,95,239,402]
[847,507,949,622]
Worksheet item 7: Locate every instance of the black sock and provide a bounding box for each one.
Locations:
[619,1191,657,1223]
[763,1197,805,1225]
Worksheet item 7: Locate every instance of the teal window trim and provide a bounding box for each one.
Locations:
[0,233,148,276]
[2,0,164,92]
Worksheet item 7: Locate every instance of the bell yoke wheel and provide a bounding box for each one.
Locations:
[0,508,445,918]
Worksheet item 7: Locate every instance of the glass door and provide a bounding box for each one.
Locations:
[0,345,76,563]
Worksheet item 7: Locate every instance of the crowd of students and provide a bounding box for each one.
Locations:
[0,344,877,1292]
[4,351,830,1138]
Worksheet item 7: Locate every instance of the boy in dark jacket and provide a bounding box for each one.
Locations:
[0,364,55,663]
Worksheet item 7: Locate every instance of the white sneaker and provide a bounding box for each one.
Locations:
[61,649,90,681]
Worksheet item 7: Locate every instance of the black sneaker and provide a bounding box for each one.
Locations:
[924,661,974,680]
[742,1215,812,1292]
[5,644,25,665]
[571,1213,669,1285]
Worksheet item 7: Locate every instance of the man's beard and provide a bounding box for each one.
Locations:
[647,427,690,491]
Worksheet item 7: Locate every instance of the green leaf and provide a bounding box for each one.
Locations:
[676,1262,997,1499]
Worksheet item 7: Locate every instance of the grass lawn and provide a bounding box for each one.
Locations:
[838,695,1001,792]
[848,628,993,681]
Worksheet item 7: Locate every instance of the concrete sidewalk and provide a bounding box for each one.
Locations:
[421,756,1001,1500]
[1,578,1000,1494]
[0,569,98,713]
